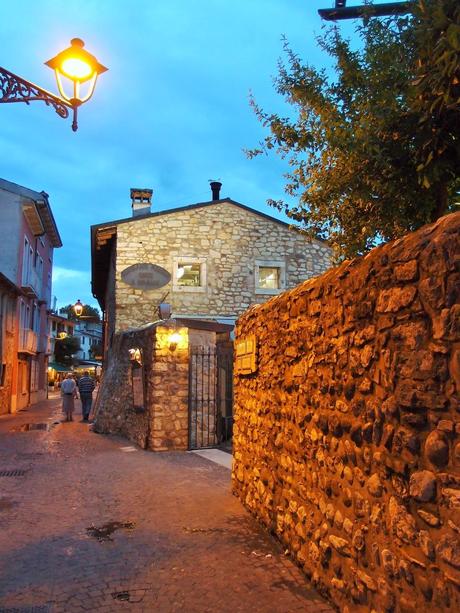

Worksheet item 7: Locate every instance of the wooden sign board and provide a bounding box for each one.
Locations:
[235,335,257,375]
[121,263,171,290]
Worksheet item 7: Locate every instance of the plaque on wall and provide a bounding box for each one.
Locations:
[121,263,171,290]
[235,335,257,375]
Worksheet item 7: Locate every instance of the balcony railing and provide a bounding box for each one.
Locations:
[21,269,42,299]
[18,328,38,354]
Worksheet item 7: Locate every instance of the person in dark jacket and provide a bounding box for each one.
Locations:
[77,371,96,421]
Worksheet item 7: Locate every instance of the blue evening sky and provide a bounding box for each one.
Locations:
[1,1,395,311]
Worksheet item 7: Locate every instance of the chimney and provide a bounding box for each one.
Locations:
[131,188,153,216]
[210,181,222,201]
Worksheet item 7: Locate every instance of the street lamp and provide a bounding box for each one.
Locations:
[73,299,84,318]
[73,299,99,320]
[0,38,107,131]
[318,1,413,21]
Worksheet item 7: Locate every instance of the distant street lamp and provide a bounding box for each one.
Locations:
[73,299,84,318]
[0,38,107,131]
[73,299,98,320]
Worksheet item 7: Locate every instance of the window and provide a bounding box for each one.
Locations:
[255,260,286,295]
[32,303,40,333]
[172,257,206,293]
[177,263,201,286]
[22,237,33,286]
[36,256,44,286]
[259,267,280,289]
[30,360,39,392]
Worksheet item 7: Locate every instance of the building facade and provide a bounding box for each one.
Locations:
[0,274,19,415]
[91,183,332,347]
[0,178,62,413]
[73,319,103,361]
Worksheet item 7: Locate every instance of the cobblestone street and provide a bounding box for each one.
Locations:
[0,395,334,613]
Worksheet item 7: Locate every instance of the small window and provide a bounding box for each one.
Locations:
[255,259,286,295]
[173,257,206,293]
[177,263,201,287]
[258,267,280,290]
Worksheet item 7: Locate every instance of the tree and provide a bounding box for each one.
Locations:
[247,0,459,259]
[89,341,103,360]
[54,336,81,366]
[60,303,101,322]
[411,0,460,218]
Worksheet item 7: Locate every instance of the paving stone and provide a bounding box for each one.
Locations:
[0,396,334,612]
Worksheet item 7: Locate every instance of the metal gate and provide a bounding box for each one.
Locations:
[188,343,233,450]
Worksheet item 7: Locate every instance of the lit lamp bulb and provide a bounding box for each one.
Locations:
[169,332,182,351]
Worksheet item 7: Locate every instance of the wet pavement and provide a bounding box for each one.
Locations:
[0,395,335,612]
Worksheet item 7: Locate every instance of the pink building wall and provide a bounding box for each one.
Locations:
[0,178,62,413]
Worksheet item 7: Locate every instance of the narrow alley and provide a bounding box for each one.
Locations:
[0,396,334,613]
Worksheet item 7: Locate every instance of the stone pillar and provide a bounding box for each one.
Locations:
[149,326,189,451]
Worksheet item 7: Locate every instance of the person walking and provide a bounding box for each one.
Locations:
[61,373,78,422]
[78,370,96,421]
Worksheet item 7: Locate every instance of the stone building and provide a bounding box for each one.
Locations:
[91,182,332,347]
[91,182,331,450]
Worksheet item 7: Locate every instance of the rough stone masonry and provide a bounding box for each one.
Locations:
[232,212,460,612]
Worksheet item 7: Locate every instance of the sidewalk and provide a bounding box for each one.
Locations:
[0,397,335,612]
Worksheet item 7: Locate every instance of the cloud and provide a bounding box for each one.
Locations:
[52,267,88,283]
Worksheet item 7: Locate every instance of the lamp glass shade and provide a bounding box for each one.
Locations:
[45,38,107,105]
[73,300,84,317]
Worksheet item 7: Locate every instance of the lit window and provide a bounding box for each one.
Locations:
[258,267,280,289]
[255,260,286,295]
[177,263,201,287]
[173,257,206,293]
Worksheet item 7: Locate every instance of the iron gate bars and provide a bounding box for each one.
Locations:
[189,345,217,450]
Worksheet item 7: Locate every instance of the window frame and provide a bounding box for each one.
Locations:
[254,259,286,295]
[172,257,207,293]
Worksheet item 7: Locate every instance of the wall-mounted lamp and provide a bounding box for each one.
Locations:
[158,302,172,320]
[1,37,107,131]
[168,332,182,352]
[129,348,143,365]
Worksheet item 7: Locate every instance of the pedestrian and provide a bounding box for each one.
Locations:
[61,373,78,422]
[78,370,96,421]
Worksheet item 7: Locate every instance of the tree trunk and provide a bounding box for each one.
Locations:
[431,182,449,222]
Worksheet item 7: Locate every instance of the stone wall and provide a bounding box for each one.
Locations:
[113,201,331,332]
[148,326,189,451]
[232,212,460,612]
[93,325,156,448]
[93,323,190,451]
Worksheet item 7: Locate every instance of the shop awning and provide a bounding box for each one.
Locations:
[48,362,71,372]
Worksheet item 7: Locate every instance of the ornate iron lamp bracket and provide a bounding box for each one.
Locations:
[0,66,71,119]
